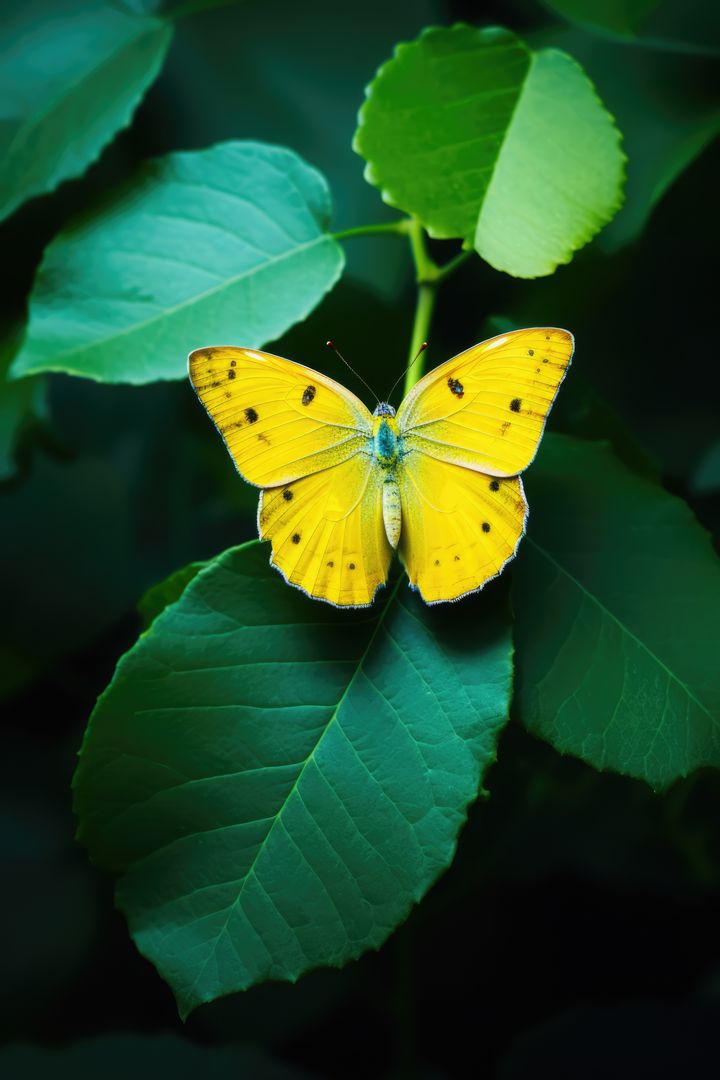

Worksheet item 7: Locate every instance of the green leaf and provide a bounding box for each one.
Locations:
[0,320,46,481]
[354,24,625,278]
[513,435,720,790]
[0,1,173,223]
[541,0,720,51]
[137,560,208,629]
[74,541,513,1016]
[10,142,345,383]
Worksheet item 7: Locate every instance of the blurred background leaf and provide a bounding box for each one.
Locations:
[0,0,173,222]
[0,1034,316,1079]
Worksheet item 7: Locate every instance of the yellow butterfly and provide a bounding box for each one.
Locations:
[189,328,573,607]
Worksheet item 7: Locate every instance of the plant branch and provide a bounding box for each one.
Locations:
[333,220,410,242]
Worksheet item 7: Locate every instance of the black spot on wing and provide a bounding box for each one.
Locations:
[282,489,293,502]
[244,407,258,423]
[327,560,334,568]
[482,522,491,533]
[348,562,356,570]
[528,349,534,356]
[448,377,464,398]
[510,398,522,412]
[490,479,500,492]
[302,385,316,406]
[227,369,236,380]
[292,533,301,544]
[454,554,460,561]
[230,359,237,367]
[434,559,440,566]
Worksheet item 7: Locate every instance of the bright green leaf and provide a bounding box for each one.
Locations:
[74,541,513,1016]
[10,142,345,383]
[354,24,625,277]
[513,435,720,790]
[0,1,173,223]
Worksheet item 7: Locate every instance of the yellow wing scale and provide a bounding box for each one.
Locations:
[399,457,527,604]
[189,346,371,487]
[398,328,573,476]
[189,328,573,606]
[258,455,392,608]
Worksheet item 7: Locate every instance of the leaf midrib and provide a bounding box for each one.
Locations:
[529,537,715,726]
[180,575,404,1008]
[21,234,334,375]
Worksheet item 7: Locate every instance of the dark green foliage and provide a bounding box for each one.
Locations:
[1,0,718,1069]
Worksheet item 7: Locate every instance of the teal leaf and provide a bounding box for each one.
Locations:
[354,24,625,278]
[74,541,513,1016]
[10,142,345,383]
[0,1,173,223]
[513,435,720,790]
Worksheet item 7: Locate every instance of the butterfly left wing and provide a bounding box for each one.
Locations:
[398,452,527,604]
[397,328,573,477]
[258,453,392,607]
[189,346,372,487]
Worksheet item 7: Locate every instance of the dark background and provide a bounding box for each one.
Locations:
[2,1,719,1077]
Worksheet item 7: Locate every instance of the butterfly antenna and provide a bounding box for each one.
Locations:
[326,341,380,406]
[384,341,428,405]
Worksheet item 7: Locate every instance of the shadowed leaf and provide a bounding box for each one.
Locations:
[513,435,720,789]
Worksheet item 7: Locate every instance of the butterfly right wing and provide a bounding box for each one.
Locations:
[189,346,373,487]
[258,453,393,607]
[398,451,528,604]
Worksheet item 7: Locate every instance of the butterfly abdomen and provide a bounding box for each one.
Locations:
[382,476,401,549]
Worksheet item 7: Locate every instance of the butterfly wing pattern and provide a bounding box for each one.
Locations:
[396,328,573,602]
[189,346,391,606]
[189,328,573,606]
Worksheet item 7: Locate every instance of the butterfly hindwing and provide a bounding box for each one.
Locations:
[397,328,573,477]
[398,455,528,603]
[258,454,392,607]
[189,346,372,487]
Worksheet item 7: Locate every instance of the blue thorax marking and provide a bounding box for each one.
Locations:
[373,402,396,417]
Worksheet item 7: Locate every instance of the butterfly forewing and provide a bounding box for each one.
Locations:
[189,346,373,488]
[397,328,573,477]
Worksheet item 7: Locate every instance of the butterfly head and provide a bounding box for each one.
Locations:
[372,402,396,418]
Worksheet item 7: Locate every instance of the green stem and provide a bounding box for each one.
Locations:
[332,219,410,242]
[403,284,436,399]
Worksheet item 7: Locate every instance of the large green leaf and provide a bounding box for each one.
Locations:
[10,142,344,383]
[354,24,624,278]
[74,541,513,1016]
[0,1,172,224]
[513,435,720,790]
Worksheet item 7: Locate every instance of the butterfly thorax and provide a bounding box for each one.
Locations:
[372,411,400,468]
